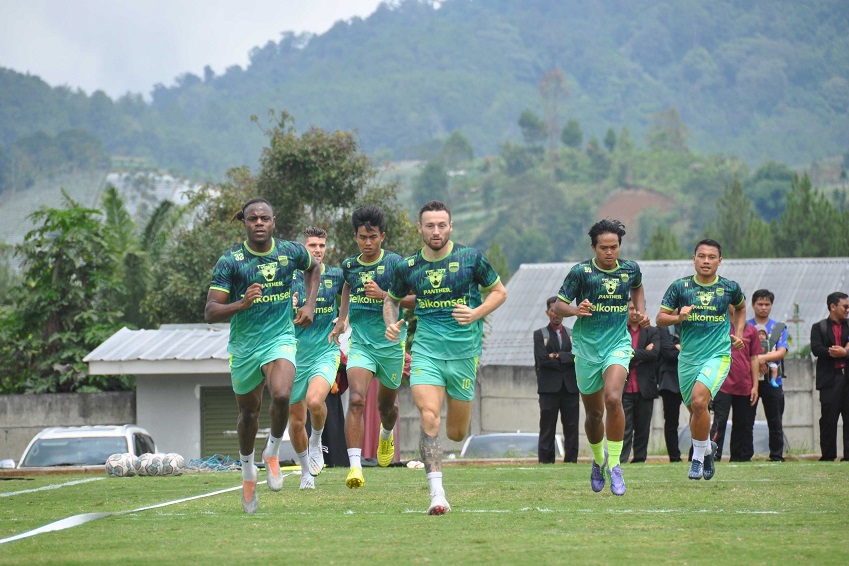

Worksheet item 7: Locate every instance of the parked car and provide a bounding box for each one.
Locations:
[677,420,790,457]
[17,425,157,468]
[459,432,564,458]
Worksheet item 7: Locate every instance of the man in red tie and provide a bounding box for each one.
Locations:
[810,291,849,461]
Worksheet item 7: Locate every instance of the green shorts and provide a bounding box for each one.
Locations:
[678,356,731,406]
[347,340,406,390]
[229,339,297,395]
[574,345,633,395]
[410,353,479,402]
[291,351,340,404]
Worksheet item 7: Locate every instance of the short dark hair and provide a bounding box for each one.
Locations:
[588,219,626,246]
[302,226,327,240]
[694,238,722,256]
[234,198,272,222]
[751,289,774,305]
[827,291,848,309]
[419,200,451,221]
[546,296,557,310]
[352,205,387,234]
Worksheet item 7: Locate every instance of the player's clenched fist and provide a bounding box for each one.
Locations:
[241,283,263,309]
[576,298,593,317]
[451,304,478,326]
[385,320,404,342]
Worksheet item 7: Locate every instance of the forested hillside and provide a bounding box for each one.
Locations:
[1,0,847,188]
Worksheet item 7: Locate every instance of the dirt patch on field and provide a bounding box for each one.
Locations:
[598,189,674,235]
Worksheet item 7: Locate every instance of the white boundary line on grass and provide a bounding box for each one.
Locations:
[0,472,299,546]
[0,477,104,498]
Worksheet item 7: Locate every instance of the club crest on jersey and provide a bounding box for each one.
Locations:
[449,262,459,273]
[697,290,714,306]
[278,256,289,266]
[258,263,277,282]
[324,279,332,289]
[716,288,724,296]
[621,273,630,283]
[426,268,446,288]
[360,271,374,284]
[377,265,385,275]
[602,277,618,295]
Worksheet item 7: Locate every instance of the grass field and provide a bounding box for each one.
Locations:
[1,461,847,564]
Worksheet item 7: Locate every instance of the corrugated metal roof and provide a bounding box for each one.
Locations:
[481,257,849,367]
[83,324,230,363]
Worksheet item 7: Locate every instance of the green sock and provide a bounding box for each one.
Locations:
[607,440,623,468]
[590,440,605,466]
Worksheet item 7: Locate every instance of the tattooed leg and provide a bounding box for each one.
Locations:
[420,427,443,474]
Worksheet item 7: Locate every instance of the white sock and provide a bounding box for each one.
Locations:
[240,452,256,482]
[692,439,709,463]
[380,425,393,440]
[265,434,282,458]
[348,448,362,469]
[427,471,444,496]
[310,428,324,447]
[297,449,309,475]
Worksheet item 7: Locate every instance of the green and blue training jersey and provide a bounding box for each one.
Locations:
[660,275,745,364]
[557,258,643,363]
[388,241,500,360]
[292,264,344,364]
[341,249,407,349]
[209,238,312,358]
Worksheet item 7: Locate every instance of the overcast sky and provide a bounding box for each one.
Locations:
[0,0,385,99]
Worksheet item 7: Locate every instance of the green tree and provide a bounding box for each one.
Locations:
[642,224,684,260]
[0,191,130,393]
[439,130,474,168]
[746,160,795,221]
[560,119,583,149]
[646,108,690,153]
[413,161,450,205]
[485,240,511,284]
[585,136,611,182]
[603,128,617,153]
[773,173,843,257]
[518,109,546,147]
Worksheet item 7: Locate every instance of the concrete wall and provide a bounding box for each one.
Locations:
[0,392,135,462]
[136,374,231,460]
[1,359,838,462]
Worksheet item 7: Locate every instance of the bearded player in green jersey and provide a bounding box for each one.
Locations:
[288,226,345,490]
[657,239,746,482]
[553,219,649,496]
[384,200,507,515]
[205,199,320,513]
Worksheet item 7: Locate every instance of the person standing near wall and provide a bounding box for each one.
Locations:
[533,296,580,464]
[810,291,849,461]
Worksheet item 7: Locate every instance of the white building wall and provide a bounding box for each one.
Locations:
[136,373,230,459]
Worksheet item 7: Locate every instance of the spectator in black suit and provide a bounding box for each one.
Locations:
[657,325,683,462]
[622,300,660,463]
[810,291,849,461]
[534,296,580,463]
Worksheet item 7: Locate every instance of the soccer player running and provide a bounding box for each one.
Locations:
[553,219,648,496]
[204,199,319,513]
[329,205,415,489]
[288,227,345,489]
[384,200,507,515]
[656,238,746,481]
